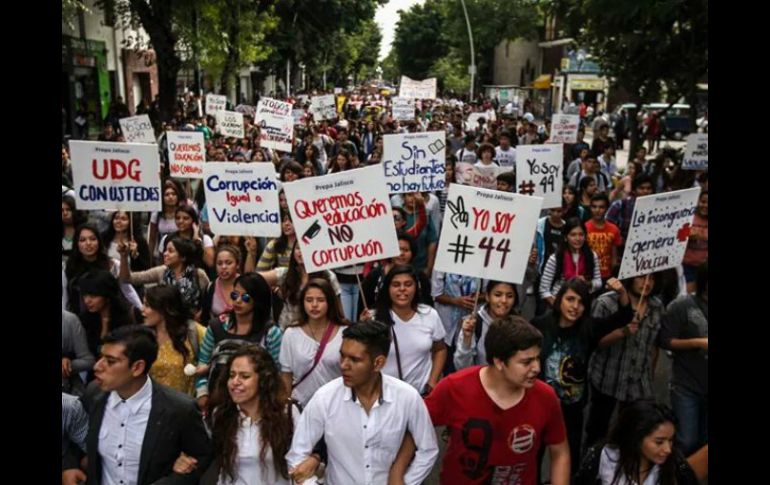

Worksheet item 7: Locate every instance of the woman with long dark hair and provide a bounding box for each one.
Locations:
[142,285,205,395]
[255,211,295,271]
[77,269,136,359]
[61,195,87,263]
[539,217,602,306]
[563,185,587,221]
[279,279,348,407]
[102,210,151,272]
[149,178,186,263]
[201,245,242,324]
[374,265,446,395]
[575,401,698,485]
[160,205,215,270]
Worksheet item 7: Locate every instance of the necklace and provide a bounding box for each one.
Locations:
[307,322,329,342]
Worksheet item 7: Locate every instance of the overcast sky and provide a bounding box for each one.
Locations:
[375,0,426,62]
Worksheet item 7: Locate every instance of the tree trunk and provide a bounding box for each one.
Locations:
[157,52,182,123]
[627,94,642,158]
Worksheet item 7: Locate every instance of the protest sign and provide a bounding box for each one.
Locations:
[167,131,205,179]
[255,97,293,152]
[618,187,701,279]
[515,145,563,209]
[206,94,227,115]
[455,162,507,190]
[435,184,543,284]
[383,131,446,193]
[234,104,256,117]
[283,165,399,272]
[216,110,245,138]
[119,115,155,144]
[466,112,487,132]
[310,94,337,120]
[391,97,415,121]
[399,76,437,99]
[682,134,708,170]
[202,163,281,237]
[549,114,580,143]
[292,109,307,126]
[69,140,161,212]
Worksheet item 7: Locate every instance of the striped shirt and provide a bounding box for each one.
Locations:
[538,251,602,300]
[588,291,663,401]
[62,392,88,453]
[256,239,292,271]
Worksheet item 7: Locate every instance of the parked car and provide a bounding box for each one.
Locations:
[610,103,693,140]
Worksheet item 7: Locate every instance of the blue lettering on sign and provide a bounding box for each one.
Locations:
[79,185,160,202]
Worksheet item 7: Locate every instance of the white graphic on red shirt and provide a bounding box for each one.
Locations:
[509,424,536,454]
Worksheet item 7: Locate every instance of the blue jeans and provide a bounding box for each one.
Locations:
[670,384,708,455]
[339,283,359,322]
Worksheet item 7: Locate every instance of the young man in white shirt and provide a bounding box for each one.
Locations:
[286,321,439,485]
[494,130,517,169]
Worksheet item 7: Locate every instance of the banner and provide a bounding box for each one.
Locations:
[119,115,155,144]
[515,145,563,209]
[549,114,580,144]
[216,110,245,138]
[167,131,205,179]
[206,94,227,115]
[255,97,293,152]
[682,134,708,171]
[383,132,446,193]
[69,140,161,212]
[455,162,507,190]
[399,76,437,99]
[310,94,337,121]
[202,163,281,237]
[292,109,307,126]
[283,165,400,272]
[618,188,701,279]
[435,184,543,284]
[391,97,415,121]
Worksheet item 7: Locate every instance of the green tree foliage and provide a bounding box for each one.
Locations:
[429,50,470,94]
[392,0,448,80]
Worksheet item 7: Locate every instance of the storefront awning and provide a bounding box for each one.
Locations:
[532,74,552,90]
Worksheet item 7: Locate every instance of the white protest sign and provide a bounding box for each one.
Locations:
[399,76,437,99]
[234,104,256,117]
[202,163,281,237]
[119,115,155,144]
[69,140,161,212]
[292,109,307,126]
[255,97,293,152]
[334,87,343,95]
[455,162,507,190]
[310,94,337,121]
[167,131,205,179]
[682,134,708,171]
[383,131,447,193]
[283,165,400,273]
[618,187,701,280]
[391,97,415,121]
[549,114,580,143]
[466,112,487,132]
[515,145,564,209]
[216,110,245,138]
[206,94,227,115]
[435,184,543,284]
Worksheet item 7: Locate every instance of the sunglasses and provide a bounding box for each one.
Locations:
[230,291,252,303]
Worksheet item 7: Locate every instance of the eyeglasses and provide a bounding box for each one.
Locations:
[230,291,252,303]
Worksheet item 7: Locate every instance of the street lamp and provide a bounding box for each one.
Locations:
[460,0,476,102]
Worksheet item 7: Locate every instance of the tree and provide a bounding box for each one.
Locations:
[392,0,448,80]
[380,49,400,85]
[429,51,470,93]
[553,0,708,154]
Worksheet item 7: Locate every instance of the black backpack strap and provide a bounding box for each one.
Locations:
[209,319,227,343]
[474,314,484,343]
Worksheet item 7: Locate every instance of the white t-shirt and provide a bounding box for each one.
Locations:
[494,146,517,168]
[279,325,344,407]
[455,147,478,165]
[382,305,446,392]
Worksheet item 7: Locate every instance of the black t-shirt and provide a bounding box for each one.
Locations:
[542,219,564,271]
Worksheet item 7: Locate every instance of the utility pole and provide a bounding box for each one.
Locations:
[460,0,476,102]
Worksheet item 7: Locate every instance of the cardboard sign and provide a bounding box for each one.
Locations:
[283,165,400,272]
[119,115,155,144]
[202,163,281,237]
[383,132,447,193]
[466,112,487,132]
[399,76,437,99]
[206,94,227,115]
[391,97,415,121]
[69,140,161,212]
[292,109,307,126]
[618,187,701,279]
[455,162,507,190]
[682,134,708,171]
[167,131,205,179]
[435,184,543,284]
[234,104,256,117]
[310,94,337,121]
[255,97,293,152]
[549,114,580,143]
[334,87,343,95]
[515,145,563,209]
[216,110,245,138]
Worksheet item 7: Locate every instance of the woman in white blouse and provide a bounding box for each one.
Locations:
[279,278,348,407]
[176,344,300,484]
[373,265,447,395]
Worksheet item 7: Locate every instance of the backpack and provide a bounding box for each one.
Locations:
[206,318,268,393]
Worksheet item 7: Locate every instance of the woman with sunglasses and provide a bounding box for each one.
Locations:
[142,285,206,396]
[194,273,282,413]
[374,265,447,395]
[259,241,343,330]
[279,279,348,407]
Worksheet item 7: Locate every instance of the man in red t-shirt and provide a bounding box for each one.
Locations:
[585,193,623,281]
[391,316,570,484]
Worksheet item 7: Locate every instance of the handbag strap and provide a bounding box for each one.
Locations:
[391,326,404,380]
[293,323,336,389]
